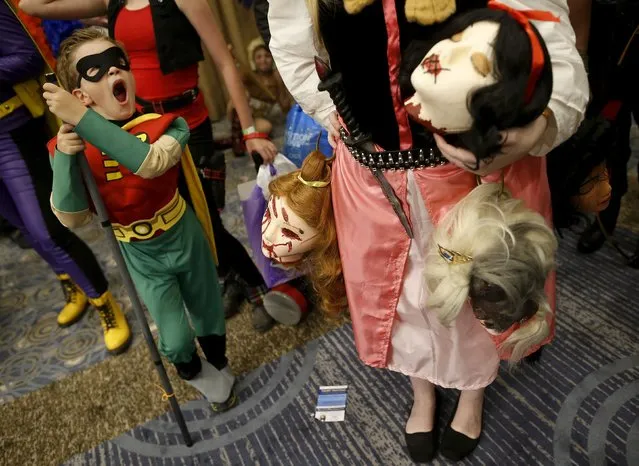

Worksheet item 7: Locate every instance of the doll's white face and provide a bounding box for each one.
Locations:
[261,195,319,264]
[405,21,500,133]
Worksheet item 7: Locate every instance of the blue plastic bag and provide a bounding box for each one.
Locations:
[282,104,333,168]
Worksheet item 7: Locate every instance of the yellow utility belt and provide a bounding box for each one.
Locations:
[1,79,47,120]
[0,96,24,119]
[112,190,186,242]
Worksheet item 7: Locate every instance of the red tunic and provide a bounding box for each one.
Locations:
[113,5,208,129]
[48,114,180,228]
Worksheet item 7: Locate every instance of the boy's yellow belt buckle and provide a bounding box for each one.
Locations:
[111,190,186,242]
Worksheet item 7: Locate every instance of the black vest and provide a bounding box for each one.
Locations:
[107,0,204,75]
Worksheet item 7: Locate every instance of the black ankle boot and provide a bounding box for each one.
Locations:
[221,272,245,319]
[244,284,275,332]
[578,200,620,254]
[440,393,482,461]
[577,222,608,254]
[405,390,439,463]
[174,351,202,380]
[9,230,32,249]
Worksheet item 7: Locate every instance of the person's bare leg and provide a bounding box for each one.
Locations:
[450,387,485,438]
[405,376,436,433]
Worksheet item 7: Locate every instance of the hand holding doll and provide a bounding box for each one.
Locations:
[434,113,549,176]
[401,2,559,173]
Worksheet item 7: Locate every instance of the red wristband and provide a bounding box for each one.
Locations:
[242,132,269,142]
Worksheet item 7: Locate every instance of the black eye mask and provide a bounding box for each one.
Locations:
[75,46,130,88]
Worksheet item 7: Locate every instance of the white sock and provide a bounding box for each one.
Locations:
[221,365,235,385]
[184,357,233,403]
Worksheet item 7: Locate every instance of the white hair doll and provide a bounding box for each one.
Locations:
[424,181,558,363]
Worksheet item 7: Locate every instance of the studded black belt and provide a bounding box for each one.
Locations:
[340,128,448,171]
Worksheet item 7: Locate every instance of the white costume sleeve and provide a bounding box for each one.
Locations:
[267,0,335,130]
[502,0,590,156]
[268,0,589,153]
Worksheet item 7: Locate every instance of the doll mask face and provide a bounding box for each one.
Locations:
[405,21,500,133]
[261,195,320,265]
[469,277,539,334]
[571,162,612,213]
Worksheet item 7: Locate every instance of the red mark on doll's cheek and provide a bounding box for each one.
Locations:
[281,228,302,242]
[421,54,449,83]
[282,207,289,223]
[271,197,278,218]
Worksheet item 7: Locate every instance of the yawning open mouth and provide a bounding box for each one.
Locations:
[112,80,128,104]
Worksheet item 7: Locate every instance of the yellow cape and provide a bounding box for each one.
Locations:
[121,114,219,265]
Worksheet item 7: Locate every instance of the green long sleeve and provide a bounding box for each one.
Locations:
[51,149,89,213]
[73,109,189,174]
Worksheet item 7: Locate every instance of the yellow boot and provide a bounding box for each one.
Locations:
[56,274,89,327]
[89,291,132,355]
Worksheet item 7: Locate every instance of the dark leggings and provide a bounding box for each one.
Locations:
[0,117,108,297]
[185,120,265,287]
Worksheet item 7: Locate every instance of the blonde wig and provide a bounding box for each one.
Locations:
[424,182,557,363]
[268,151,347,317]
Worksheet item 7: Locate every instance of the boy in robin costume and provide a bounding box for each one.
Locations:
[44,27,236,410]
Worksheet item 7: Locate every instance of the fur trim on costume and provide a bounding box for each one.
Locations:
[343,0,457,26]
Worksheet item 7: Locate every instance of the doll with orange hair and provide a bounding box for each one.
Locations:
[261,150,347,317]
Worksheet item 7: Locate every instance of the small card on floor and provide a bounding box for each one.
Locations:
[314,385,348,422]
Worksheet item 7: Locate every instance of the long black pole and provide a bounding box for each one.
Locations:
[77,154,193,447]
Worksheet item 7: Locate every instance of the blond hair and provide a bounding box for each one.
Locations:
[56,27,124,91]
[424,182,557,363]
[269,151,347,317]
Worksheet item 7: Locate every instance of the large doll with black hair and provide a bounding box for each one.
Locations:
[399,5,555,167]
[267,0,588,461]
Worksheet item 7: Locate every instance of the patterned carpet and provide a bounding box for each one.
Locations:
[0,124,638,465]
[63,229,639,465]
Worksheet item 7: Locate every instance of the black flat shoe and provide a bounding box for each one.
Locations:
[440,392,482,461]
[405,390,439,463]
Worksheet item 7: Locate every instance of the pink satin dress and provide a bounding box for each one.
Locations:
[331,145,556,390]
[329,0,556,390]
